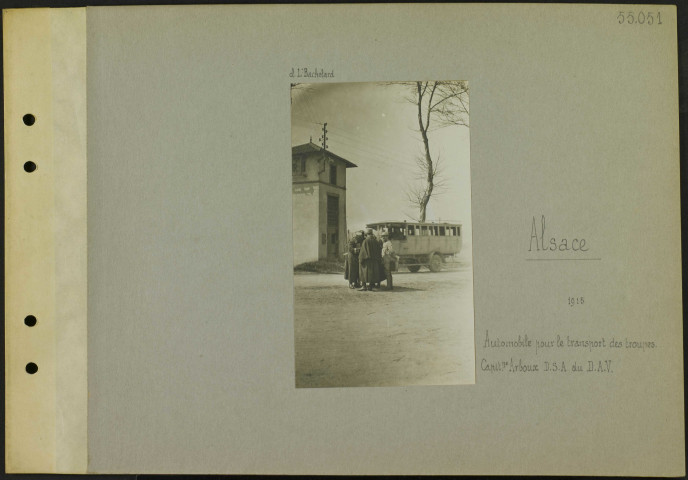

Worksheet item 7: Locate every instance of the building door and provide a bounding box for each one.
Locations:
[326,194,339,259]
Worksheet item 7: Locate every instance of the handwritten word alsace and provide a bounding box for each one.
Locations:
[529,215,589,252]
[481,330,656,375]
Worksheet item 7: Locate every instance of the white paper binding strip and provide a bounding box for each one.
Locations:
[3,7,87,473]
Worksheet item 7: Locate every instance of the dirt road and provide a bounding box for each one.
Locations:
[294,263,475,388]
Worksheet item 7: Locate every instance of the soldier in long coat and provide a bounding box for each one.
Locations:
[358,229,381,291]
[344,237,361,288]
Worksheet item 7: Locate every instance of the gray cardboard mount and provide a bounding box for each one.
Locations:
[85,4,683,475]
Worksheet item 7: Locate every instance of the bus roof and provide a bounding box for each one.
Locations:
[366,221,462,227]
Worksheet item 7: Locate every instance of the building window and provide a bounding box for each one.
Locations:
[331,233,337,244]
[292,157,306,175]
[329,164,337,185]
[321,233,326,245]
[327,195,339,227]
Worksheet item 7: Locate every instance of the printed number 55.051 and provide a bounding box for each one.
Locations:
[618,11,663,25]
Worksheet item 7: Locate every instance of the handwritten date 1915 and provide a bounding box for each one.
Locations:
[568,296,584,307]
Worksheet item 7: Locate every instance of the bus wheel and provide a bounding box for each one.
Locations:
[429,254,442,272]
[408,265,421,273]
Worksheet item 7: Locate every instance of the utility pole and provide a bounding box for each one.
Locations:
[318,122,328,173]
[319,122,328,151]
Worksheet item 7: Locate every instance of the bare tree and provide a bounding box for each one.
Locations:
[393,81,469,222]
[405,151,448,221]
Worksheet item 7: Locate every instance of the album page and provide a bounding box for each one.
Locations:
[3,4,683,475]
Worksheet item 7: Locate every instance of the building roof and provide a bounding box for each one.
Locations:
[292,142,357,168]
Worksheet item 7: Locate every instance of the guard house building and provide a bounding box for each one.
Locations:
[292,142,357,266]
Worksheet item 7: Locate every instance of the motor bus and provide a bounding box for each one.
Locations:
[365,221,462,272]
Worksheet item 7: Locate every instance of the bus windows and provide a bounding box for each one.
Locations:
[390,226,405,240]
[366,222,460,238]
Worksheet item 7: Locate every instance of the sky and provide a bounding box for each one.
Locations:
[291,82,472,246]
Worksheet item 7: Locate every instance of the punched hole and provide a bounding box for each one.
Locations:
[24,161,37,173]
[25,363,38,374]
[24,315,37,327]
[23,114,35,126]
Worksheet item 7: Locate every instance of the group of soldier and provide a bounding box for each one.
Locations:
[344,228,399,291]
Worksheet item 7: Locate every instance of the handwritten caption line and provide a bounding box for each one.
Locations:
[525,258,602,261]
[480,330,657,375]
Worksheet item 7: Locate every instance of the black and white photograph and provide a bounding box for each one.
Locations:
[291,81,475,388]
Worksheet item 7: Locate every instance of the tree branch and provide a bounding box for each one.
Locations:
[381,80,469,222]
[425,82,437,134]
